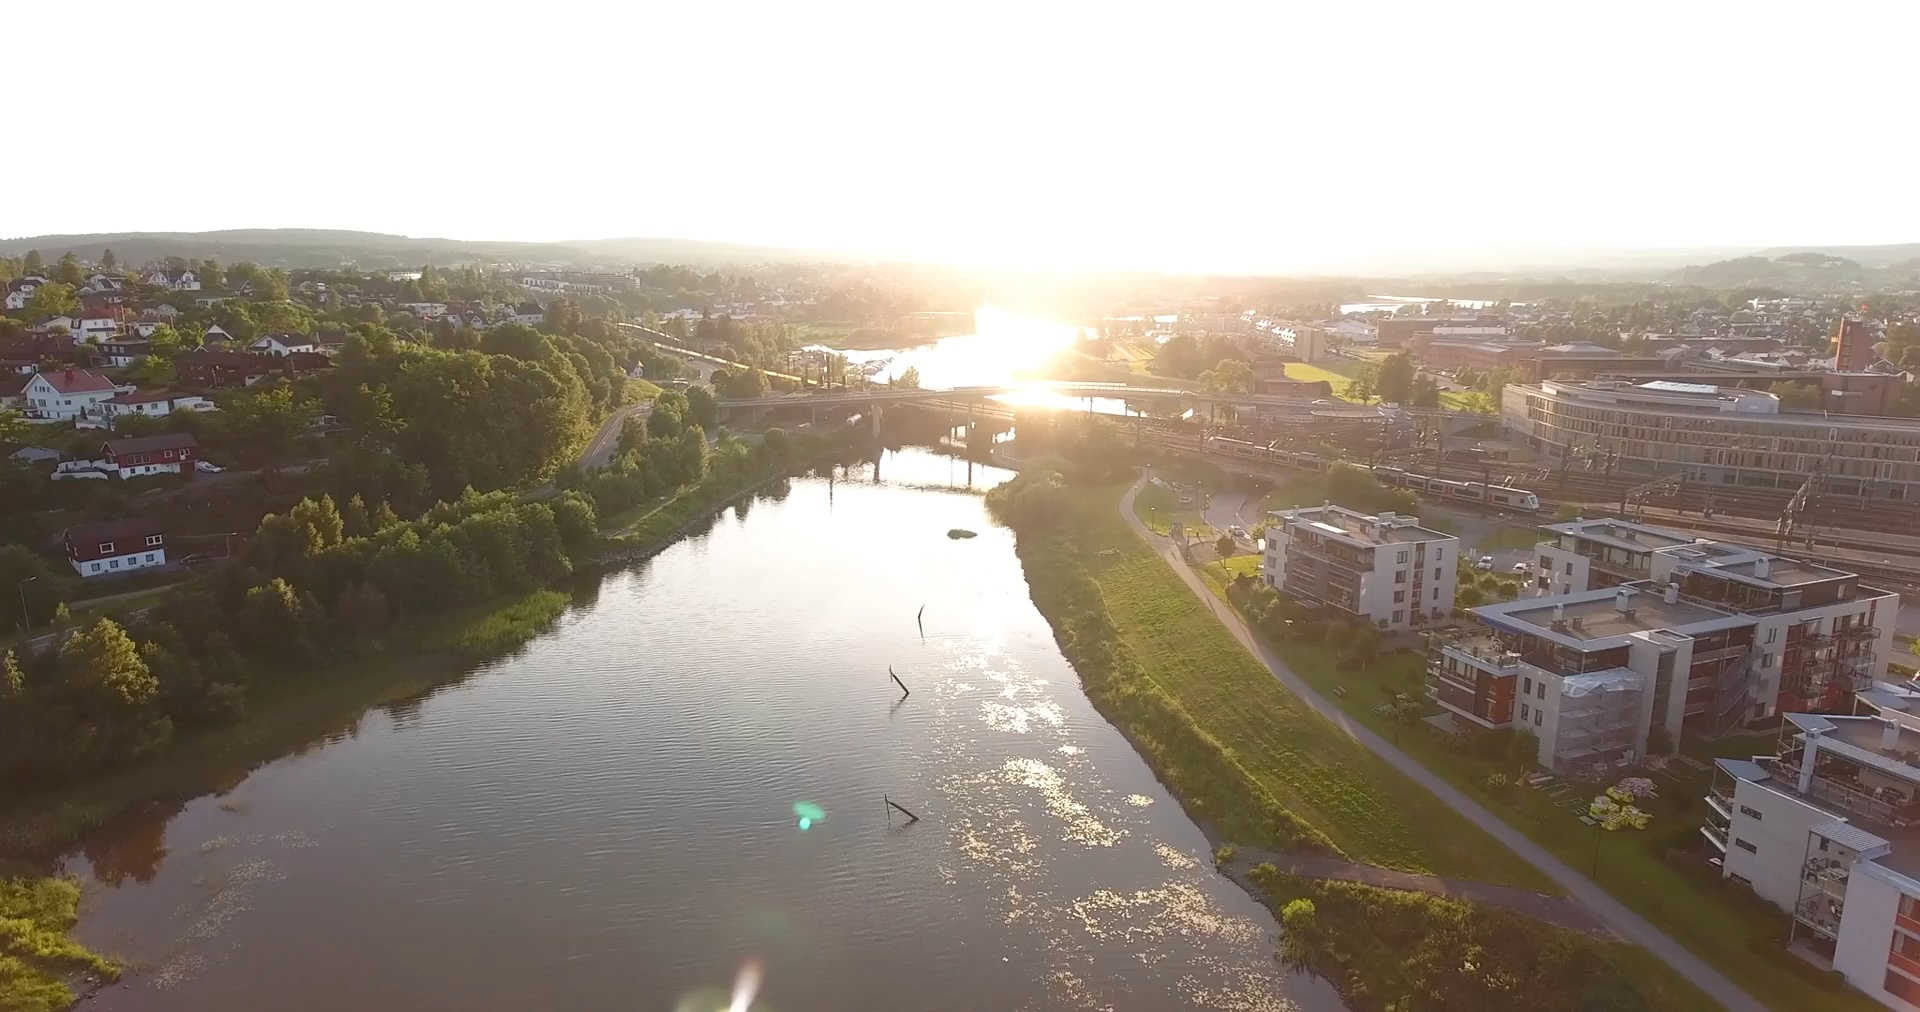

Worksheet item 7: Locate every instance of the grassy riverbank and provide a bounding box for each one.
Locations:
[988,471,1548,888]
[1251,868,1708,1011]
[0,877,119,1012]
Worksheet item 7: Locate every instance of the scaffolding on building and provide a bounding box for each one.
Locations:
[1554,669,1644,775]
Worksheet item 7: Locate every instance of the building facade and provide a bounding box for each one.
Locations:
[102,433,198,479]
[1708,705,1920,1009]
[1261,504,1457,631]
[1503,379,1920,499]
[22,369,128,420]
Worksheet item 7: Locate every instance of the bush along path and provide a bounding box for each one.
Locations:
[1113,472,1765,1012]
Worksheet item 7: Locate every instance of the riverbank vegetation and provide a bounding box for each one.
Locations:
[0,876,117,1012]
[1256,869,1707,1011]
[985,449,1549,888]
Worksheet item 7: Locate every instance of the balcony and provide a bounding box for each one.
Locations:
[1425,661,1479,695]
[1794,894,1843,941]
[1700,821,1728,852]
[1707,786,1733,818]
[1439,641,1522,672]
[1838,625,1880,642]
[1897,911,1920,936]
[1892,949,1920,980]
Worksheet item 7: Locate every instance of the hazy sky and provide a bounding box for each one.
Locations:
[10,0,1917,272]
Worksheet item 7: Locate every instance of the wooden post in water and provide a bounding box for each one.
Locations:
[889,665,910,697]
[884,795,921,823]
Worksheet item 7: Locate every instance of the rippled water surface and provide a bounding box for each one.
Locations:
[65,449,1342,1012]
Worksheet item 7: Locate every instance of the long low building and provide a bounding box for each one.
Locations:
[1502,379,1920,499]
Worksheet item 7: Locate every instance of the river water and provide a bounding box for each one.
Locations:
[65,449,1341,1012]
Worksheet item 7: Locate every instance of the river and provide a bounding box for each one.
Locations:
[65,449,1342,1012]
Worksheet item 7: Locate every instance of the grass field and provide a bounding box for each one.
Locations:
[1131,480,1213,538]
[1068,483,1553,889]
[1281,359,1365,396]
[1471,525,1548,552]
[1440,389,1498,414]
[1192,566,1877,1012]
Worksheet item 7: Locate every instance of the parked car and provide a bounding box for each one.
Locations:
[1475,555,1495,570]
[1228,525,1248,541]
[195,460,225,473]
[1512,561,1531,573]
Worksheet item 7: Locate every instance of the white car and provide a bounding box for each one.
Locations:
[195,460,226,473]
[1512,561,1531,574]
[1228,525,1248,541]
[1475,555,1495,570]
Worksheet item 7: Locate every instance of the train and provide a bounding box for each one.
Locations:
[1202,436,1542,513]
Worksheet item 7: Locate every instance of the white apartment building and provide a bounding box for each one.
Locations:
[1532,518,1900,723]
[1262,503,1458,631]
[1709,703,1920,1009]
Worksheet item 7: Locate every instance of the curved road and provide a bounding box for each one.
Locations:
[1117,475,1764,1012]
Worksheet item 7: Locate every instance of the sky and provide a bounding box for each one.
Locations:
[8,0,1919,274]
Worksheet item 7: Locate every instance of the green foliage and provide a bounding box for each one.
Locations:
[0,875,119,1012]
[22,282,78,320]
[1214,843,1238,865]
[1768,380,1822,411]
[0,546,61,632]
[762,427,790,458]
[1264,873,1698,1011]
[1509,727,1541,770]
[1198,358,1254,394]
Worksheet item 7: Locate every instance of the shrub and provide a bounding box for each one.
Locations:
[1249,862,1279,885]
[1214,843,1238,866]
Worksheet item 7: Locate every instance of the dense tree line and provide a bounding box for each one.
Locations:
[0,488,600,786]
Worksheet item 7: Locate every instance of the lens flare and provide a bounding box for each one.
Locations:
[791,802,825,831]
[729,958,763,1012]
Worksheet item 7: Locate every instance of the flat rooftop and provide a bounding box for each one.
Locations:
[1274,505,1450,547]
[1660,542,1852,588]
[1727,749,1920,881]
[1545,518,1695,553]
[1480,587,1745,645]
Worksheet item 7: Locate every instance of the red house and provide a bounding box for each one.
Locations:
[102,432,197,479]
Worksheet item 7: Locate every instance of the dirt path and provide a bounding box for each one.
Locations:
[1117,474,1765,1012]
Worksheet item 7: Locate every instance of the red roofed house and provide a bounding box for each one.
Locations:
[64,517,167,578]
[22,368,130,421]
[101,432,197,479]
[174,348,271,388]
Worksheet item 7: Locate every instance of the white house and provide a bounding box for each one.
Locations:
[3,276,47,311]
[97,339,151,367]
[23,369,130,421]
[201,324,234,344]
[509,302,544,325]
[102,390,212,419]
[73,313,120,343]
[101,432,198,479]
[249,333,316,357]
[397,302,448,318]
[145,269,201,291]
[64,517,167,577]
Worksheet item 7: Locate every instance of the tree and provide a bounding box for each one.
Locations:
[762,426,790,458]
[22,249,43,274]
[197,258,226,291]
[57,617,172,764]
[1769,380,1822,411]
[52,251,86,287]
[685,385,719,431]
[1198,358,1255,394]
[1215,533,1236,557]
[341,494,373,539]
[0,545,60,631]
[1376,352,1415,405]
[238,578,323,660]
[646,390,690,440]
[1508,727,1541,770]
[220,382,317,474]
[895,365,923,390]
[100,248,117,270]
[1347,363,1379,403]
[23,282,78,320]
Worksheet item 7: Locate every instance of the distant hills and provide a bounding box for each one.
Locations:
[1755,243,1920,268]
[0,229,825,270]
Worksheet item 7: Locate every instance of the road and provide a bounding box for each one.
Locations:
[578,401,652,471]
[1116,475,1766,1012]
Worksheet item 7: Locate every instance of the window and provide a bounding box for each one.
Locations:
[1765,627,1777,644]
[1393,590,1405,603]
[1884,971,1920,1005]
[1762,653,1774,669]
[1520,703,1530,721]
[1396,550,1409,563]
[1435,548,1444,561]
[1564,562,1573,575]
[1433,567,1441,580]
[1432,588,1440,601]
[97,542,114,554]
[109,559,119,569]
[145,534,162,546]
[1392,610,1403,623]
[1394,571,1406,584]
[144,553,156,563]
[1537,682,1545,699]
[89,562,100,573]
[1523,676,1534,694]
[1734,838,1757,854]
[1539,555,1551,571]
[1533,710,1543,726]
[1739,805,1762,820]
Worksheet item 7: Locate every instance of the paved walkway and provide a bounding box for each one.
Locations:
[1117,475,1766,1012]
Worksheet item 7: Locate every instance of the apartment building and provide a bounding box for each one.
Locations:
[1427,526,1899,772]
[1533,519,1899,719]
[1708,703,1920,1009]
[1262,503,1457,630]
[1502,379,1920,500]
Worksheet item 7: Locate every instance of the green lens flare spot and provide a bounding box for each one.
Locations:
[792,802,825,831]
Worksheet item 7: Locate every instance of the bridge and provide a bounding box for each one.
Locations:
[614,323,805,384]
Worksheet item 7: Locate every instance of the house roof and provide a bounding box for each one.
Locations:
[32,368,118,395]
[105,390,176,405]
[104,432,197,456]
[178,348,263,368]
[66,517,165,561]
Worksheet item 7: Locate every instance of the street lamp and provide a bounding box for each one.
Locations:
[18,576,37,633]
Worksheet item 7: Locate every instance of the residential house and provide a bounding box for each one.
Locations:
[1261,503,1459,631]
[200,324,233,344]
[131,318,168,338]
[249,333,316,357]
[64,517,167,577]
[9,445,62,465]
[148,303,180,319]
[397,302,449,318]
[80,273,125,295]
[71,312,121,344]
[22,368,129,421]
[0,376,27,410]
[101,432,198,479]
[3,276,48,311]
[314,330,349,355]
[102,390,212,419]
[97,338,151,367]
[174,348,271,388]
[510,302,544,325]
[145,269,201,291]
[0,336,76,373]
